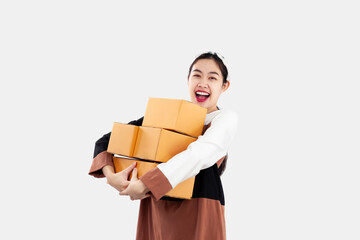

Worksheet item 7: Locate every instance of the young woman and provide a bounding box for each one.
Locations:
[89,52,238,239]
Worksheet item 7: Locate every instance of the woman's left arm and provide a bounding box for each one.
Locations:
[124,110,238,200]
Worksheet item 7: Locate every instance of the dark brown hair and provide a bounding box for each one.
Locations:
[187,52,229,84]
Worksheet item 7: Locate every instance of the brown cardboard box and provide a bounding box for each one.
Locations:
[107,123,139,157]
[113,156,157,179]
[142,97,207,137]
[133,126,197,163]
[165,177,195,199]
[113,156,194,199]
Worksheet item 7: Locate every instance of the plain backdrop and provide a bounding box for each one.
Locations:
[1,1,359,239]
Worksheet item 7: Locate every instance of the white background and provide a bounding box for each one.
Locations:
[1,0,359,239]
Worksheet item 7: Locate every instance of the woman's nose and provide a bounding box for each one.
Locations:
[197,78,208,88]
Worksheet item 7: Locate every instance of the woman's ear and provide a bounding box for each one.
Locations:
[222,80,230,92]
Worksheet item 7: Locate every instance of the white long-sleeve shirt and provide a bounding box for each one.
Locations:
[157,109,238,188]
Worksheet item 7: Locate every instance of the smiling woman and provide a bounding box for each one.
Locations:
[88,52,238,240]
[187,53,230,112]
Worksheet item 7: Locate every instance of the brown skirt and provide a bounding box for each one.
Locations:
[136,197,226,240]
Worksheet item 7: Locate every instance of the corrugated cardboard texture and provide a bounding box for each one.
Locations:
[107,123,139,157]
[133,126,197,163]
[113,156,194,199]
[142,97,207,137]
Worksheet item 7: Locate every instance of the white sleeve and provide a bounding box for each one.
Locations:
[157,110,238,188]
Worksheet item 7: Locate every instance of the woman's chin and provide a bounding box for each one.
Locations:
[190,97,211,111]
[193,100,207,108]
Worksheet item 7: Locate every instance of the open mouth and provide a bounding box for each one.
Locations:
[195,91,210,102]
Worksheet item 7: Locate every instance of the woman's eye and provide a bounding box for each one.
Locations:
[193,74,201,77]
[209,77,217,80]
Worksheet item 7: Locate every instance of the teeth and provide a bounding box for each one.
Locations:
[196,91,210,96]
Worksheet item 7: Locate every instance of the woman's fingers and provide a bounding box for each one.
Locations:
[118,170,148,201]
[121,162,137,178]
[130,168,138,181]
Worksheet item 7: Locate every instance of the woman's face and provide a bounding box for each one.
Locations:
[188,59,230,113]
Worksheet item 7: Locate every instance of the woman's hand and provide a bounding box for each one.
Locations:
[102,163,137,192]
[120,168,150,200]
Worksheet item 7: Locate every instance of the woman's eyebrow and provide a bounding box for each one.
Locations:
[192,69,202,73]
[193,69,219,76]
[209,71,219,76]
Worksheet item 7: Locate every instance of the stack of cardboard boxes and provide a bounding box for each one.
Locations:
[107,97,207,199]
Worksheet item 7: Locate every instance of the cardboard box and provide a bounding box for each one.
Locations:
[107,123,139,157]
[113,156,157,179]
[165,177,195,199]
[113,156,195,199]
[133,126,197,163]
[142,97,207,137]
